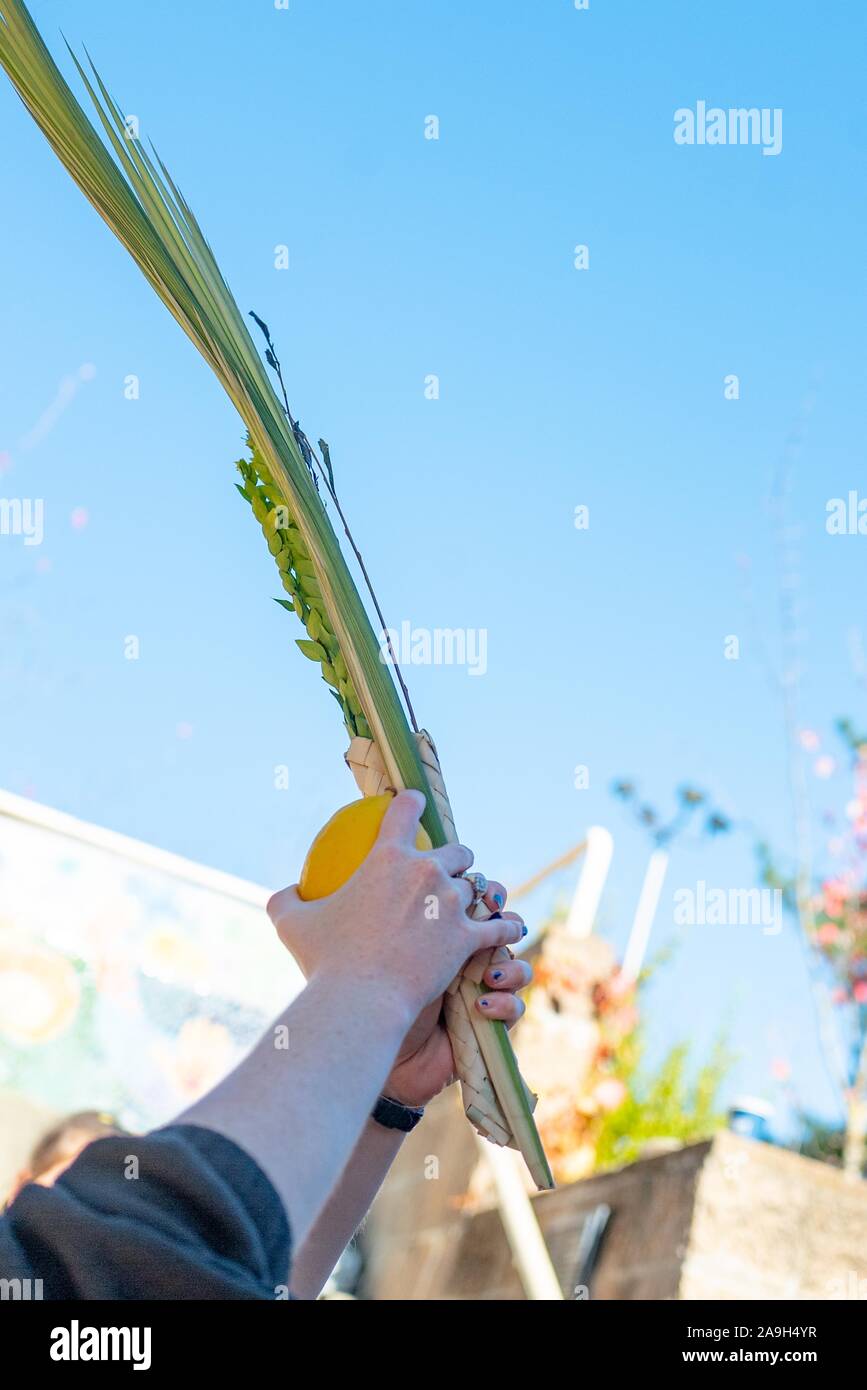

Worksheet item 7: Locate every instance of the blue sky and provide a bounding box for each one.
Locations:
[1,0,866,1130]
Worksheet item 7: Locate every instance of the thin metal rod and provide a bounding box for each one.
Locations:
[510,838,588,902]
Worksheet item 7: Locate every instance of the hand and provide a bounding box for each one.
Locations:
[384,884,532,1108]
[267,791,526,1028]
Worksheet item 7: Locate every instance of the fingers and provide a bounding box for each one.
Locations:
[481,957,532,991]
[430,842,474,876]
[476,991,526,1025]
[483,879,507,914]
[470,910,526,953]
[376,789,426,846]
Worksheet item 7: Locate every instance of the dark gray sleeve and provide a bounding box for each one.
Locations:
[0,1123,291,1300]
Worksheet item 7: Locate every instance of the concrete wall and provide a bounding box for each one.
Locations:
[681,1131,867,1301]
[363,1125,867,1300]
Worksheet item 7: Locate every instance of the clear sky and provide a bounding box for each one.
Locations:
[1,0,866,1131]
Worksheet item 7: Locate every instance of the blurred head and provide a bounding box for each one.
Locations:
[6,1110,126,1205]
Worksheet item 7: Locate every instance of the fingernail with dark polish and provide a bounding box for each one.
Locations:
[491,970,504,981]
[521,925,528,937]
[493,892,505,908]
[479,998,491,1008]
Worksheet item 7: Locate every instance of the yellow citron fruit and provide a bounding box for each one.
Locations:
[298,794,432,901]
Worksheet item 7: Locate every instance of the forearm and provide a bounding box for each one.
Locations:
[176,972,411,1253]
[290,1116,405,1299]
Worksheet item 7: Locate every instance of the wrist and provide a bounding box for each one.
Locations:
[310,968,416,1042]
[371,1094,425,1132]
[380,1076,425,1108]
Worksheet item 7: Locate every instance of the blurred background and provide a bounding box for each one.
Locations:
[1,0,866,1297]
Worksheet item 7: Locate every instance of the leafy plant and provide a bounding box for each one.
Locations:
[595,1036,732,1171]
[612,779,731,847]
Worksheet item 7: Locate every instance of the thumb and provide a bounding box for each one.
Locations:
[267,884,315,959]
[376,788,427,847]
[266,886,320,978]
[266,883,303,926]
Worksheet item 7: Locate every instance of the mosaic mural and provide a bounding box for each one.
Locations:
[0,801,299,1132]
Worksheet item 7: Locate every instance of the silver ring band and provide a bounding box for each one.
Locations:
[462,871,488,906]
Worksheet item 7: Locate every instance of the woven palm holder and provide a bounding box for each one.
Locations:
[345,730,538,1149]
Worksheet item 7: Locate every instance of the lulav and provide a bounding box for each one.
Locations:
[0,0,554,1189]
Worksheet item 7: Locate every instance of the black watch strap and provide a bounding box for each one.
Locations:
[371,1094,425,1132]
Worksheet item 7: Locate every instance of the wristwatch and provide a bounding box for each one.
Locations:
[371,1094,425,1133]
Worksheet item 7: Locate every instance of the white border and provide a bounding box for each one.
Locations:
[0,789,270,908]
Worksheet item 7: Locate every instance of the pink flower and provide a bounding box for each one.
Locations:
[854,981,867,1005]
[593,1078,627,1113]
[832,987,849,1006]
[816,922,840,947]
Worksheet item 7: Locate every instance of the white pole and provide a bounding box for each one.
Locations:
[475,827,614,1299]
[622,849,669,981]
[565,826,614,938]
[480,1141,563,1299]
